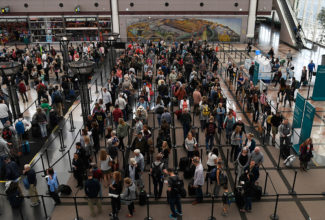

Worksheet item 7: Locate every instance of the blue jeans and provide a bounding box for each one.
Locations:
[169,196,182,217]
[195,186,203,203]
[244,196,252,211]
[205,135,214,151]
[39,123,47,137]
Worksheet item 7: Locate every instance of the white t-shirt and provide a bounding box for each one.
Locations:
[0,103,9,118]
[102,91,112,104]
[207,152,218,166]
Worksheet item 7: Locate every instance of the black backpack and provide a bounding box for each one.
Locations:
[2,127,12,141]
[172,176,187,198]
[151,162,163,181]
[53,91,62,103]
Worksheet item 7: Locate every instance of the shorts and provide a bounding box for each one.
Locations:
[102,168,112,174]
[271,126,278,135]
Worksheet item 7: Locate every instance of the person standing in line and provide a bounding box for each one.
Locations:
[205,116,216,153]
[181,108,192,142]
[150,153,167,200]
[18,79,28,103]
[85,171,102,217]
[299,138,313,171]
[121,177,137,217]
[307,60,315,81]
[0,100,9,125]
[23,164,40,207]
[109,171,123,219]
[167,168,183,219]
[46,168,61,205]
[34,107,48,138]
[102,87,112,114]
[270,112,283,146]
[192,87,202,115]
[191,157,204,205]
[278,119,292,159]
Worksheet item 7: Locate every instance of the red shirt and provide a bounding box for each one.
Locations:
[112,108,123,122]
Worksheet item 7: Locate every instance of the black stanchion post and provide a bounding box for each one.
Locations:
[95,79,99,93]
[205,178,211,197]
[226,149,229,169]
[270,194,279,220]
[70,112,75,132]
[121,148,126,172]
[45,148,50,168]
[277,150,281,170]
[264,172,269,195]
[289,170,297,195]
[148,173,152,196]
[40,153,47,177]
[234,172,238,189]
[144,195,153,220]
[73,197,83,220]
[207,195,216,220]
[59,128,66,152]
[173,146,178,174]
[40,195,49,219]
[67,149,73,173]
[200,148,203,162]
[100,69,103,87]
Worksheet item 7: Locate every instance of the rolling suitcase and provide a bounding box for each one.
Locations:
[184,164,195,179]
[179,157,189,171]
[252,185,262,201]
[22,141,30,154]
[139,189,147,206]
[281,145,291,160]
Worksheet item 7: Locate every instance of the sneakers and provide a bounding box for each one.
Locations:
[169,214,177,220]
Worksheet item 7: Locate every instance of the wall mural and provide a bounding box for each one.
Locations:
[127,17,242,42]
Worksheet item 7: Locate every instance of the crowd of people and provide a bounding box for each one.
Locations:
[0,39,316,220]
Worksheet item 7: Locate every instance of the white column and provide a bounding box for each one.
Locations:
[110,0,120,34]
[246,0,257,38]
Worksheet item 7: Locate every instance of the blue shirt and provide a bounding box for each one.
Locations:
[308,63,315,71]
[47,172,58,192]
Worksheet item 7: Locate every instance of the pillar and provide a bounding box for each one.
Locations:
[246,0,258,39]
[110,0,120,34]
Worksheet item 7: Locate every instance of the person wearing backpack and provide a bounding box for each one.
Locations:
[223,112,236,145]
[199,97,210,131]
[205,116,216,153]
[51,86,63,118]
[167,168,183,219]
[121,177,137,217]
[154,97,165,126]
[150,153,167,200]
[36,82,47,105]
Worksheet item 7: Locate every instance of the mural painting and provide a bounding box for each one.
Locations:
[127,18,242,42]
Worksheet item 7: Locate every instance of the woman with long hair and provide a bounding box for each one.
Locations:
[109,171,123,218]
[231,126,244,161]
[299,138,313,171]
[99,149,112,187]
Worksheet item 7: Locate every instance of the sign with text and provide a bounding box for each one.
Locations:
[292,93,305,128]
[299,101,315,145]
[312,65,325,100]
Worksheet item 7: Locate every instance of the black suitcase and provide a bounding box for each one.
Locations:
[139,189,147,206]
[234,187,245,208]
[188,179,196,196]
[252,185,262,201]
[58,184,72,195]
[179,157,189,171]
[184,165,195,179]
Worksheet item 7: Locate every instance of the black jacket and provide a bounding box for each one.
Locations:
[85,179,100,198]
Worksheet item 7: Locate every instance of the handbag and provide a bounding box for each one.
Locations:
[313,71,316,76]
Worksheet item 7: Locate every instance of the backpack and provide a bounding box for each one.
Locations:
[155,106,164,115]
[224,116,235,130]
[15,120,25,135]
[94,111,105,124]
[171,176,186,198]
[223,192,236,204]
[53,91,62,103]
[151,162,163,180]
[207,122,216,135]
[202,105,210,116]
[2,127,12,141]
[37,84,46,93]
